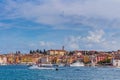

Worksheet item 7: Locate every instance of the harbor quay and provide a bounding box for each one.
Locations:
[0,49,120,67]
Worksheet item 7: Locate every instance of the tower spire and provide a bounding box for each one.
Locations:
[62,46,64,50]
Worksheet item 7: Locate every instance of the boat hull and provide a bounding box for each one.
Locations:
[70,61,84,67]
[29,65,55,70]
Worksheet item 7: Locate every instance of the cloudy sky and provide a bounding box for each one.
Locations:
[0,0,120,53]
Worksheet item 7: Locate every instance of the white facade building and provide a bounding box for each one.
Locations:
[112,59,120,67]
[112,54,120,67]
[0,55,7,65]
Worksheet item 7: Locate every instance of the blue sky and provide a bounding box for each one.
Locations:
[0,0,120,53]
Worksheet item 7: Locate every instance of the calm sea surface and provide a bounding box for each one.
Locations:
[0,65,120,80]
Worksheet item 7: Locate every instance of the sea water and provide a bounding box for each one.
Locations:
[0,65,120,80]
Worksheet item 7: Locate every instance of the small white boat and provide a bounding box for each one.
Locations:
[40,64,53,67]
[70,61,84,67]
[58,64,65,67]
[29,64,55,70]
[0,63,7,66]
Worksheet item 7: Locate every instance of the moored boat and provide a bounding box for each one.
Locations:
[29,64,55,70]
[70,60,84,67]
[0,63,7,66]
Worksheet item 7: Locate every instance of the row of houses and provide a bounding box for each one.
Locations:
[0,49,120,66]
[0,53,41,65]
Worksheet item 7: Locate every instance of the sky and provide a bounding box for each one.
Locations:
[0,0,120,53]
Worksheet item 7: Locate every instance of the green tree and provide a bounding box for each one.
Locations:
[43,49,47,55]
[36,49,40,53]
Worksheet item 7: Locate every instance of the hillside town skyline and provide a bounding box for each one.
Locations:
[0,45,120,67]
[0,47,119,54]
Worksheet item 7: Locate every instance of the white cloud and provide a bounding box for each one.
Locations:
[2,0,120,30]
[65,29,119,51]
[1,0,120,51]
[65,36,81,50]
[86,29,105,43]
[29,41,55,47]
[39,41,55,47]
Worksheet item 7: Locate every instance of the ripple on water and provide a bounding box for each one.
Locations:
[0,66,120,80]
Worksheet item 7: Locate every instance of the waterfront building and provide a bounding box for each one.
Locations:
[47,46,67,56]
[32,53,41,64]
[0,55,3,64]
[20,54,33,64]
[47,49,67,56]
[14,56,21,64]
[74,50,83,55]
[90,55,97,66]
[14,53,22,64]
[6,54,15,64]
[83,55,91,63]
[39,55,51,64]
[0,55,7,64]
[112,54,120,67]
[96,53,108,63]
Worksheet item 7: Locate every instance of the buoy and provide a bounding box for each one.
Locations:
[56,68,58,71]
